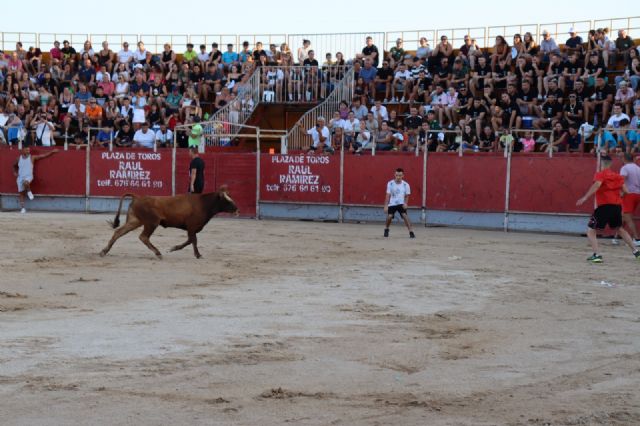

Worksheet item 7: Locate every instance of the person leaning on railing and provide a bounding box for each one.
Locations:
[298,117,333,154]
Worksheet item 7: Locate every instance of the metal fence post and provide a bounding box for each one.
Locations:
[422,145,428,227]
[171,132,177,196]
[256,127,261,220]
[339,134,345,223]
[85,131,91,213]
[504,144,513,232]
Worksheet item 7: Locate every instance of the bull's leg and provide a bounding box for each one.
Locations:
[139,224,162,259]
[190,233,202,259]
[100,219,142,256]
[169,236,192,253]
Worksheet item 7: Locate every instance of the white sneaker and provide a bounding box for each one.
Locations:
[611,238,620,246]
[27,191,34,200]
[383,98,389,103]
[400,97,406,103]
[634,239,640,247]
[20,208,26,214]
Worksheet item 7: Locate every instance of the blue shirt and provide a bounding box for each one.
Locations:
[359,66,377,83]
[222,51,239,64]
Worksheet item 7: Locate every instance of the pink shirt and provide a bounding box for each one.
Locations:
[521,137,535,152]
[621,162,640,194]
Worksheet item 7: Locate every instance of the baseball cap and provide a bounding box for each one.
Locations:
[393,132,404,141]
[542,29,549,35]
[568,27,576,34]
[437,132,445,141]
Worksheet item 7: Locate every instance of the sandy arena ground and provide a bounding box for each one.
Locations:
[0,212,639,425]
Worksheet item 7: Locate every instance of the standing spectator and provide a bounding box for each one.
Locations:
[30,112,55,146]
[188,116,203,148]
[564,28,584,58]
[615,29,635,64]
[189,147,205,194]
[133,122,156,148]
[359,36,379,67]
[298,117,333,154]
[13,146,58,214]
[576,155,640,263]
[383,168,415,239]
[297,39,311,65]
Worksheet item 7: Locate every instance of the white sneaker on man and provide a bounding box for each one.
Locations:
[635,239,640,247]
[27,191,34,200]
[20,208,26,214]
[399,97,406,103]
[611,238,620,246]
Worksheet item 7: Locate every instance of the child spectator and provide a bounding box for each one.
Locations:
[520,130,536,152]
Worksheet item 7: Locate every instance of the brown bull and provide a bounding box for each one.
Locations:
[100,186,238,259]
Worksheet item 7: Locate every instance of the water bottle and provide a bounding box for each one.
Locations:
[473,145,479,152]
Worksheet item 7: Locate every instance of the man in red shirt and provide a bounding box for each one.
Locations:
[577,155,640,263]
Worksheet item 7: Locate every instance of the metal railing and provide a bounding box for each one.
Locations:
[194,69,261,147]
[284,67,354,152]
[258,65,350,103]
[1,16,638,55]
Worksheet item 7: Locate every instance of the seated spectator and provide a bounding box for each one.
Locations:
[30,111,55,146]
[534,93,562,129]
[252,42,267,62]
[433,57,452,88]
[85,97,103,128]
[183,43,197,65]
[197,44,210,67]
[564,93,584,128]
[222,44,239,69]
[478,125,497,152]
[616,29,635,64]
[92,127,115,148]
[490,36,511,71]
[355,120,371,153]
[539,30,560,61]
[67,98,86,130]
[416,37,432,61]
[598,104,631,152]
[615,49,640,91]
[117,42,135,69]
[458,34,482,69]
[563,52,583,91]
[351,98,368,121]
[566,124,583,152]
[50,41,63,64]
[410,69,433,104]
[357,36,379,67]
[98,41,113,71]
[522,32,538,58]
[471,56,493,98]
[133,122,156,148]
[389,38,405,66]
[359,59,377,101]
[512,34,524,58]
[616,81,635,116]
[375,121,394,151]
[373,61,393,102]
[370,99,389,123]
[564,28,584,58]
[161,43,176,71]
[298,117,333,154]
[432,35,453,65]
[115,122,135,147]
[60,40,77,66]
[391,63,412,103]
[584,76,613,126]
[155,123,173,148]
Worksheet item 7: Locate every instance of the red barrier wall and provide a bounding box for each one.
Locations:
[0,147,86,195]
[176,151,257,216]
[343,155,423,207]
[426,153,507,212]
[260,153,339,204]
[509,155,596,214]
[90,148,172,197]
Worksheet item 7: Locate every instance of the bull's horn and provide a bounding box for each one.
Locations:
[223,192,234,203]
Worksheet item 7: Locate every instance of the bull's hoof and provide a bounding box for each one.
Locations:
[99,250,107,257]
[195,254,202,259]
[155,254,163,260]
[169,246,178,252]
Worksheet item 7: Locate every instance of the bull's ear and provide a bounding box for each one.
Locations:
[218,184,229,193]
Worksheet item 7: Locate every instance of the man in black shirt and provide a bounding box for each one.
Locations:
[360,36,379,67]
[516,79,538,115]
[584,76,613,126]
[189,148,205,194]
[534,93,563,129]
[563,52,583,90]
[374,61,394,101]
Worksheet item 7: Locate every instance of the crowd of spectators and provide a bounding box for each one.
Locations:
[0,28,638,154]
[0,38,327,148]
[311,28,640,155]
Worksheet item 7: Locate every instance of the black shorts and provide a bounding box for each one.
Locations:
[588,204,623,230]
[388,205,407,217]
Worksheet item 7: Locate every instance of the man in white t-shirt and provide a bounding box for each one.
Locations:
[133,122,156,148]
[117,42,135,67]
[155,124,174,148]
[370,100,389,124]
[298,117,333,154]
[383,168,415,238]
[620,153,640,245]
[31,112,56,146]
[600,104,631,151]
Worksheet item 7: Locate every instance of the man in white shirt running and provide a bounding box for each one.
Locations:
[13,146,58,213]
[615,153,640,246]
[383,168,415,238]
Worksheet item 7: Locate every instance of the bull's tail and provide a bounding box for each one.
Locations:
[108,193,136,229]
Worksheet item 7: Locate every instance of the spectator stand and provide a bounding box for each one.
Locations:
[288,32,385,66]
[284,67,355,153]
[258,65,350,104]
